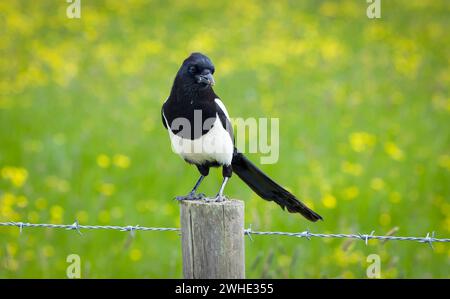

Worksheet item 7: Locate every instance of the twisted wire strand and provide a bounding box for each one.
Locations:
[0,222,449,246]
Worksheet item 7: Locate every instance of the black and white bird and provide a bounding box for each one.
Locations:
[161,53,322,222]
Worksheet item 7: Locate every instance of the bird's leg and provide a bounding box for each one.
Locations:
[206,177,229,202]
[206,165,232,202]
[175,175,206,201]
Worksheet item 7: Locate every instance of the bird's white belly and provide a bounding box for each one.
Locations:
[168,116,233,166]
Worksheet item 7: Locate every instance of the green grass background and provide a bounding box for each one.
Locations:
[0,0,449,278]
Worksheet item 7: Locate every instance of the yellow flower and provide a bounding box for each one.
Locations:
[333,249,362,267]
[98,183,116,197]
[216,58,236,76]
[6,243,18,256]
[343,186,359,200]
[322,194,337,209]
[341,161,363,176]
[138,40,163,56]
[129,249,142,262]
[319,2,338,17]
[393,39,421,79]
[0,201,20,221]
[188,34,216,54]
[320,38,344,61]
[16,195,28,208]
[1,192,16,206]
[349,132,376,153]
[1,166,28,187]
[96,154,110,168]
[389,192,402,204]
[370,178,385,191]
[113,154,131,169]
[384,142,404,161]
[50,205,64,223]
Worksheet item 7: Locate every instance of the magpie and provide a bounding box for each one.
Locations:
[161,53,322,222]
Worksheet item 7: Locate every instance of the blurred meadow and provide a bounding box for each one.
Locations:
[0,0,449,278]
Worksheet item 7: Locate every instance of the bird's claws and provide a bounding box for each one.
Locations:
[205,195,228,202]
[175,193,227,202]
[175,192,206,201]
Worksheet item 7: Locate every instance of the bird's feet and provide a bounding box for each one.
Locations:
[175,192,206,201]
[205,194,228,202]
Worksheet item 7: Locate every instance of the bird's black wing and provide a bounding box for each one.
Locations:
[232,151,323,222]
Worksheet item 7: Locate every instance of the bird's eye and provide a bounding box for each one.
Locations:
[188,66,197,74]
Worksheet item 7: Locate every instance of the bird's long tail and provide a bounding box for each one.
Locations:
[231,150,323,222]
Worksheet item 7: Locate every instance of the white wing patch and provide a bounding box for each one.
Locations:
[162,109,169,128]
[215,98,230,119]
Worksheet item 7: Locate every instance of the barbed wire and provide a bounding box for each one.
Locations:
[0,221,449,249]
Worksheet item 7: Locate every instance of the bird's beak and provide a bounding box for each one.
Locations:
[197,73,215,86]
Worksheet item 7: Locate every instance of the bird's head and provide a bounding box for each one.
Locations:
[177,52,215,90]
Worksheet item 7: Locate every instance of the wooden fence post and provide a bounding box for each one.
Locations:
[180,199,245,279]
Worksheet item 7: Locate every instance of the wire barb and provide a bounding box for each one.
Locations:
[244,224,253,241]
[17,222,24,234]
[358,230,375,245]
[122,225,140,238]
[299,230,312,240]
[67,220,82,235]
[420,232,435,249]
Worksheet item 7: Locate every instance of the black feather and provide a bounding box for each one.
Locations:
[232,150,323,222]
